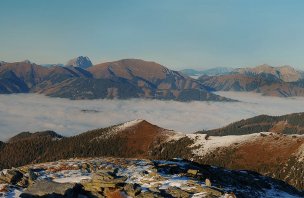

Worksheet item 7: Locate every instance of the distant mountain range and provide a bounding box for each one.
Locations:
[0,57,230,101]
[185,64,304,97]
[2,58,304,99]
[180,67,234,78]
[235,64,304,82]
[181,64,304,82]
[0,112,303,191]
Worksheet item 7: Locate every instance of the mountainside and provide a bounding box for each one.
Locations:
[235,64,304,82]
[162,132,304,191]
[180,67,234,78]
[0,70,29,93]
[87,59,227,101]
[0,117,303,191]
[1,158,302,198]
[65,56,93,69]
[0,59,231,101]
[196,112,304,136]
[0,61,50,88]
[198,73,304,97]
[36,78,144,100]
[195,64,304,97]
[8,130,63,143]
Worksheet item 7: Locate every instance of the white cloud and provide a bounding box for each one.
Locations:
[0,92,303,141]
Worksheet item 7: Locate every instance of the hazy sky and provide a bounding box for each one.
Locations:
[1,0,304,69]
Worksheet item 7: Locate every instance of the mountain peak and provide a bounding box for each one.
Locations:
[115,119,154,131]
[65,56,93,69]
[22,60,33,64]
[235,64,303,82]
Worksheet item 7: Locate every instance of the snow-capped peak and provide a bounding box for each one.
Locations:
[115,119,145,131]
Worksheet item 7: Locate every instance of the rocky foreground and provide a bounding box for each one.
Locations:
[0,157,303,198]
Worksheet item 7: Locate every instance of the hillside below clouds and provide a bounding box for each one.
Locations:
[0,113,304,191]
[0,57,230,101]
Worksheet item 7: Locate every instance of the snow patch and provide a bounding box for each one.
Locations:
[115,119,144,131]
[92,119,145,140]
[53,175,91,183]
[168,132,273,157]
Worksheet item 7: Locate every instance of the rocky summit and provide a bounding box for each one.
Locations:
[0,157,303,198]
[65,56,93,69]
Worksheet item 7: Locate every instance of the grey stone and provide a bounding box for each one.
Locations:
[20,180,81,197]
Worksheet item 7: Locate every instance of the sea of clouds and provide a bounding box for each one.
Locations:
[0,91,303,141]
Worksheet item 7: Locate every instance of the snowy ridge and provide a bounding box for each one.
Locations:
[91,119,145,140]
[186,132,262,157]
[115,119,145,131]
[167,132,293,158]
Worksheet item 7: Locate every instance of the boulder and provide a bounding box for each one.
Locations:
[205,178,212,187]
[28,169,38,183]
[166,187,191,198]
[20,180,82,197]
[199,187,223,197]
[82,170,127,195]
[81,163,91,173]
[17,177,29,188]
[124,183,141,196]
[0,169,23,184]
[187,169,199,176]
[136,191,163,198]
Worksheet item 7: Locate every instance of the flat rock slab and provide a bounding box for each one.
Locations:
[20,180,80,197]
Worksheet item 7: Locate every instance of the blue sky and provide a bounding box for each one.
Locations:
[1,0,304,70]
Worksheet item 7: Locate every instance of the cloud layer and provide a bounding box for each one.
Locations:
[0,92,303,141]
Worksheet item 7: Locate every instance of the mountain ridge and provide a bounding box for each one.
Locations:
[0,59,232,101]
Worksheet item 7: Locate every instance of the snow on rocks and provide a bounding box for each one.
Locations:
[0,157,303,198]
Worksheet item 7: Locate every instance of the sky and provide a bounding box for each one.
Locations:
[1,0,304,70]
[1,91,304,141]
